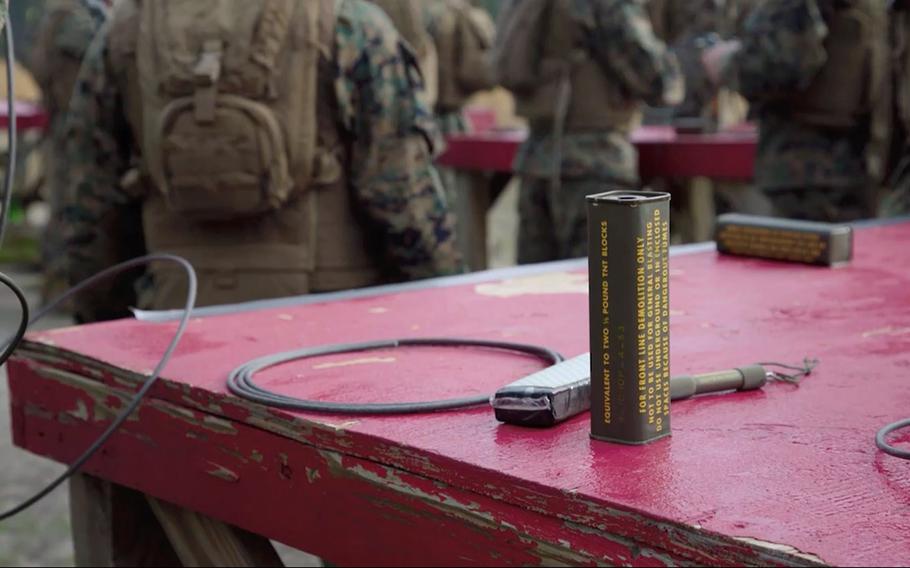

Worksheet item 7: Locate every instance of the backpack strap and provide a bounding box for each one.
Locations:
[283,0,336,186]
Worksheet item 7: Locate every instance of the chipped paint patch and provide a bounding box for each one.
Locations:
[279,452,293,480]
[247,414,309,442]
[121,430,157,448]
[475,272,587,298]
[313,357,396,370]
[152,402,238,436]
[24,403,53,420]
[206,462,240,483]
[318,420,360,433]
[277,314,294,321]
[734,537,826,565]
[862,326,910,339]
[219,445,250,464]
[69,399,90,422]
[373,444,443,475]
[306,467,321,484]
[182,395,222,415]
[202,415,238,435]
[250,450,264,463]
[565,519,677,566]
[34,366,137,423]
[368,307,389,314]
[107,373,133,387]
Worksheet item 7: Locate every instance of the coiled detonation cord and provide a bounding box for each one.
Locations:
[227,338,564,414]
[877,419,910,461]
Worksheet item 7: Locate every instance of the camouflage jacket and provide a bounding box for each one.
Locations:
[31,0,108,122]
[32,0,109,218]
[63,0,462,319]
[515,0,683,184]
[722,0,870,191]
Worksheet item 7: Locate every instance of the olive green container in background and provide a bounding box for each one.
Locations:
[715,213,853,266]
[587,190,671,445]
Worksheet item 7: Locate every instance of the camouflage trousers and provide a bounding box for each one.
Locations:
[517,176,629,264]
[764,186,873,223]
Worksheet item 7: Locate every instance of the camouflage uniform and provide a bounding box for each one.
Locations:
[30,0,109,304]
[514,0,683,263]
[721,0,880,222]
[63,0,462,322]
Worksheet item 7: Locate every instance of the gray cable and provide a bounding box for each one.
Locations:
[227,338,565,414]
[0,9,15,248]
[876,419,910,461]
[0,254,198,522]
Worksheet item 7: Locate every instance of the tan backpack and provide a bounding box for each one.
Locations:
[434,2,496,111]
[134,0,332,221]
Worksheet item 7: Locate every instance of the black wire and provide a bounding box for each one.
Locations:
[876,419,910,461]
[0,254,198,522]
[228,338,565,414]
[0,270,26,366]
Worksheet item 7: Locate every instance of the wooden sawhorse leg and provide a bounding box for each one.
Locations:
[70,473,284,567]
[688,176,717,243]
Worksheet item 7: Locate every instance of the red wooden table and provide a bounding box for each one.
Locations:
[0,100,49,131]
[8,221,910,566]
[438,125,757,180]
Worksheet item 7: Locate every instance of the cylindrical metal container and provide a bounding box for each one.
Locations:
[587,190,671,444]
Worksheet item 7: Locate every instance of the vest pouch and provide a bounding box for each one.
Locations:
[156,94,293,221]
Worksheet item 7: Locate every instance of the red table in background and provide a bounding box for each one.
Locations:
[8,221,910,566]
[438,125,758,269]
[439,125,757,180]
[0,100,48,131]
